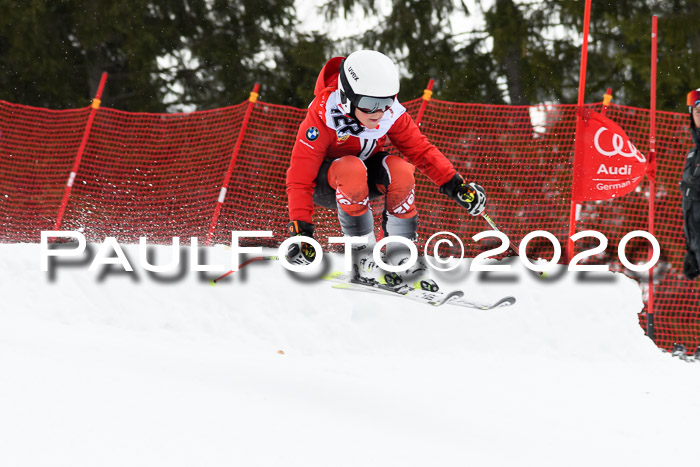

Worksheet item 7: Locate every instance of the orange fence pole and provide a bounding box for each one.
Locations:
[415,79,435,126]
[54,72,108,231]
[601,88,613,116]
[205,83,260,245]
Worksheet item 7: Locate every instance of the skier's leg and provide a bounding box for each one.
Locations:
[313,156,374,236]
[684,199,700,280]
[312,158,376,278]
[365,154,434,289]
[367,153,419,256]
[366,154,418,233]
[327,156,371,218]
[326,155,377,247]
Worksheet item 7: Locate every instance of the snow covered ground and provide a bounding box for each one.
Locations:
[1,242,699,467]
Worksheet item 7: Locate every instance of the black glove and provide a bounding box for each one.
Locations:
[440,174,487,216]
[286,220,317,265]
[683,250,700,280]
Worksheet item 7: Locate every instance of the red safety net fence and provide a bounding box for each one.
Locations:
[0,88,696,352]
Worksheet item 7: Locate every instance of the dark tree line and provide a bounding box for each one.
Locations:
[0,0,698,112]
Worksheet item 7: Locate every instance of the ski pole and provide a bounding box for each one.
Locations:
[480,211,521,256]
[480,211,545,276]
[209,255,279,286]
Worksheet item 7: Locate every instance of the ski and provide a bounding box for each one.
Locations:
[331,281,465,306]
[448,294,516,309]
[323,271,516,310]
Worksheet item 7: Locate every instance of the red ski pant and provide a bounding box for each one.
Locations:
[326,155,417,219]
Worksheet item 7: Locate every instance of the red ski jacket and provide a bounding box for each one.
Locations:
[286,57,457,223]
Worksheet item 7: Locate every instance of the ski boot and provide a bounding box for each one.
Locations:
[354,250,439,293]
[382,254,439,292]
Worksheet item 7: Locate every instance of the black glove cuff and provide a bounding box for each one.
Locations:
[288,220,315,237]
[439,173,464,198]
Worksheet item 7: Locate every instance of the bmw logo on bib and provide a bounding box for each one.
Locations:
[306,127,319,141]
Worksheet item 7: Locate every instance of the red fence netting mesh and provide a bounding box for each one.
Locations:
[66,104,249,243]
[0,92,697,352]
[0,101,90,241]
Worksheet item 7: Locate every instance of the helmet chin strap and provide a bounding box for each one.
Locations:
[349,103,358,120]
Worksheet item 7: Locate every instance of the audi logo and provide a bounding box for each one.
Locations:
[593,127,646,163]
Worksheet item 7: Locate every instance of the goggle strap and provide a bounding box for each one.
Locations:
[338,60,358,107]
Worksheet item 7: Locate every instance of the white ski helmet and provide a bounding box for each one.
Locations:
[338,50,400,117]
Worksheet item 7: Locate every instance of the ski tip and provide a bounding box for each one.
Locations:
[448,290,465,299]
[475,296,516,309]
[433,289,465,306]
[495,297,516,307]
[446,294,517,310]
[323,271,345,281]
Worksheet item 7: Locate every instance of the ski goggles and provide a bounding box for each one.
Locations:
[355,95,396,114]
[687,89,700,109]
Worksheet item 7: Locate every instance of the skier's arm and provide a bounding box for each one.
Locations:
[388,113,487,216]
[286,116,331,224]
[387,113,457,187]
[285,115,332,265]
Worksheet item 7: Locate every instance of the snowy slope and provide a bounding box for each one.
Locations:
[1,243,699,467]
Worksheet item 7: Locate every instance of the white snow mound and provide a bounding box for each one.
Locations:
[1,243,699,467]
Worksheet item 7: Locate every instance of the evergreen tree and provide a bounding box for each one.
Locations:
[0,0,296,111]
[325,0,699,111]
[321,0,490,102]
[1,0,698,112]
[259,32,334,108]
[652,1,700,112]
[525,0,700,111]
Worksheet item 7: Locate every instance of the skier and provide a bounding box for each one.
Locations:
[284,50,486,288]
[681,88,700,280]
